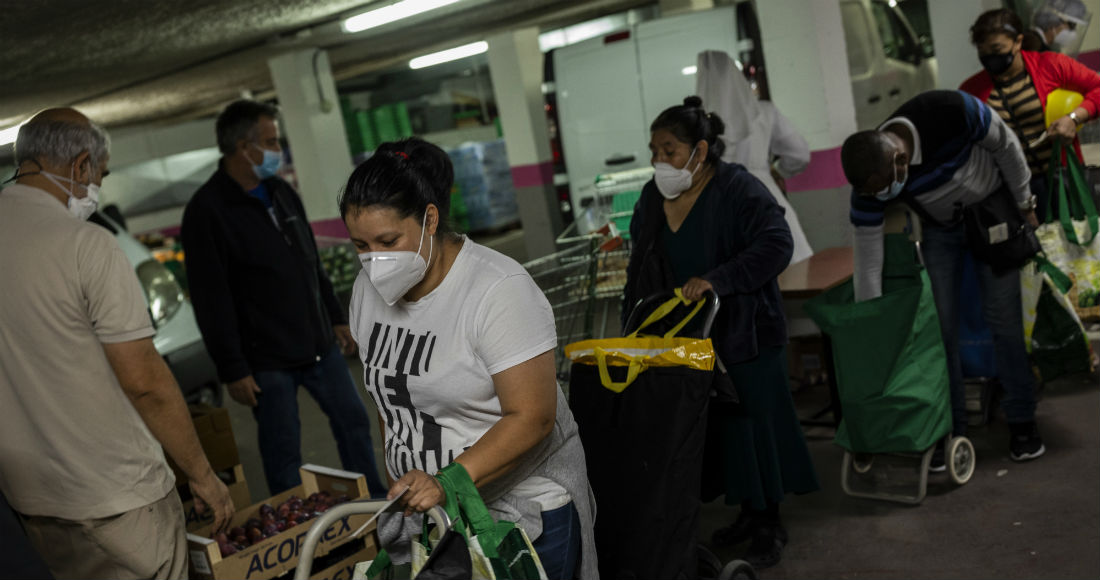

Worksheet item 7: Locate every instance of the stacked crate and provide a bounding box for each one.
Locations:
[168,404,252,531]
[447,139,519,233]
[187,465,379,580]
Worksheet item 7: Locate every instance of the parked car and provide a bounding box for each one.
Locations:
[88,212,223,406]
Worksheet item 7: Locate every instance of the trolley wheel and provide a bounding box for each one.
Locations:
[717,559,758,580]
[852,452,874,474]
[947,436,976,485]
[698,544,723,579]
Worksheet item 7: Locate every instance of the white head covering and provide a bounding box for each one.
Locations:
[695,50,759,160]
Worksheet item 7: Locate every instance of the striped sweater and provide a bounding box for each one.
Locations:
[850,90,1031,300]
[988,70,1051,176]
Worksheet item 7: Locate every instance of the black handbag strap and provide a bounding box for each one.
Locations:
[899,189,945,228]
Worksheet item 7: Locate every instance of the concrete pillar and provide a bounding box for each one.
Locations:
[268,49,353,223]
[658,0,714,17]
[486,28,563,260]
[929,0,1002,90]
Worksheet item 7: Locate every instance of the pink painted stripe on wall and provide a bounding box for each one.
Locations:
[1079,50,1099,71]
[311,217,349,239]
[784,146,848,193]
[155,219,349,241]
[510,161,554,188]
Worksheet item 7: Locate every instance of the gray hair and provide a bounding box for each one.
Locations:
[14,119,111,174]
[1033,8,1064,30]
[215,100,279,155]
[1034,0,1088,29]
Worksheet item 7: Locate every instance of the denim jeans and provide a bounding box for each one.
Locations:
[531,502,581,580]
[921,221,1037,436]
[252,345,386,496]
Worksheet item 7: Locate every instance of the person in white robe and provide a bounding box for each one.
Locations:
[696,50,815,264]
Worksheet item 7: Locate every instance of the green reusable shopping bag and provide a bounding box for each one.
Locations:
[1025,256,1093,383]
[804,234,952,454]
[1041,140,1100,320]
[432,463,546,580]
[1046,139,1099,246]
[364,463,547,580]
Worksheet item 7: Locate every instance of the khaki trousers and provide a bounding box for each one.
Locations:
[22,491,187,580]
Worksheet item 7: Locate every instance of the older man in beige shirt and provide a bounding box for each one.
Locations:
[0,109,234,579]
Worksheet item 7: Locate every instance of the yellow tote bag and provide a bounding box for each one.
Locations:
[565,290,716,393]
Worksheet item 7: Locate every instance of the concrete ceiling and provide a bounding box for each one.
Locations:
[0,0,651,135]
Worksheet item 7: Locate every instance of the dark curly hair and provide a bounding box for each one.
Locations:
[650,96,727,166]
[840,130,895,193]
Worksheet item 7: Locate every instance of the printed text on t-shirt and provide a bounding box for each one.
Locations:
[363,322,456,475]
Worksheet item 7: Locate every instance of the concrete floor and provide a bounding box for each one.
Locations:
[223,230,1100,579]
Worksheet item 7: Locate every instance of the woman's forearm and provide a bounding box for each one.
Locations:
[454,410,554,487]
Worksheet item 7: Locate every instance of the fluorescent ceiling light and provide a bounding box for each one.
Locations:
[0,123,23,146]
[343,0,461,33]
[409,41,488,69]
[682,66,697,76]
[538,15,629,53]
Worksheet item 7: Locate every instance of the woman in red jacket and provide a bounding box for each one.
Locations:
[959,8,1100,220]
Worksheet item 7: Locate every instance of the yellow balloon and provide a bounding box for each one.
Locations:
[1045,89,1084,131]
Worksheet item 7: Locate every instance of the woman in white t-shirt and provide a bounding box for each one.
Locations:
[338,138,597,579]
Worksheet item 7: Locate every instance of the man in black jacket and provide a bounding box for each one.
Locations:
[182,100,384,496]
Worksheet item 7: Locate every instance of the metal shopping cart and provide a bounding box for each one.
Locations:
[524,226,628,386]
[292,500,451,580]
[523,168,649,385]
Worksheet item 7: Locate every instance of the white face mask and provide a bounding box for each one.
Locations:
[653,147,700,200]
[1052,28,1077,49]
[358,212,434,306]
[41,166,100,221]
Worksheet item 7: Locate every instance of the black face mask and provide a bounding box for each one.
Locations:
[979,51,1015,76]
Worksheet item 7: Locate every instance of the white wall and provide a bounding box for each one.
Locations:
[1082,6,1100,54]
[929,0,1003,90]
[758,0,857,150]
[109,118,216,167]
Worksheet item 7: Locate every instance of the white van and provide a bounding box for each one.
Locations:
[88,212,222,406]
[841,0,938,131]
[551,0,936,210]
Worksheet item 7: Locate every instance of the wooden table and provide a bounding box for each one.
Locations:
[779,247,854,428]
[778,246,854,299]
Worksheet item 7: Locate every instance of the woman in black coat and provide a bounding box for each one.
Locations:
[622,96,819,569]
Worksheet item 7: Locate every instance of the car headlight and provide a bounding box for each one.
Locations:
[136,259,184,328]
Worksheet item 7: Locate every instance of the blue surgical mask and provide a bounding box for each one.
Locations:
[250,144,283,179]
[874,152,907,202]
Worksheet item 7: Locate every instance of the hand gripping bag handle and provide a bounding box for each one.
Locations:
[627,289,709,338]
[435,462,508,559]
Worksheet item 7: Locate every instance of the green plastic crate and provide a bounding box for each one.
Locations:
[371,103,413,144]
[611,190,642,240]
